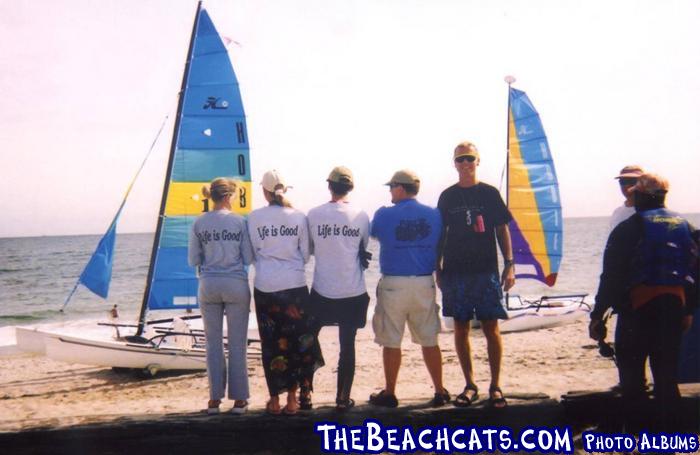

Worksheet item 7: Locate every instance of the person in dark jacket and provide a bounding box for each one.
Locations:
[589,173,698,431]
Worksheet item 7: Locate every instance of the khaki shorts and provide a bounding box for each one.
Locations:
[372,275,440,348]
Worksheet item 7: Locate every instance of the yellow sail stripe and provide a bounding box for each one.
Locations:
[508,113,552,276]
[165,181,252,216]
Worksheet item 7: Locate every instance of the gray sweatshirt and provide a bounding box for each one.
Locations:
[188,209,254,280]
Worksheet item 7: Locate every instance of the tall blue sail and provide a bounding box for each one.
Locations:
[141,4,251,316]
[507,86,562,286]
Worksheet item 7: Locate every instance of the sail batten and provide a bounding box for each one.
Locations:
[507,86,562,287]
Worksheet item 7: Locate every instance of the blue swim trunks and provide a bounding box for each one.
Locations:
[441,272,508,322]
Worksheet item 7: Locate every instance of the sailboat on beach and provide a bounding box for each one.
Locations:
[17,2,254,374]
[472,77,589,333]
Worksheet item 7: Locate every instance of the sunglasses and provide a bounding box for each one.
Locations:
[388,183,401,189]
[618,177,638,187]
[455,155,476,163]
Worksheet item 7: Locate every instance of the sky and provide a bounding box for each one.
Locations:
[1,0,699,238]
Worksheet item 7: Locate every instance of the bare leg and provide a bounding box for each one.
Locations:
[421,345,444,392]
[481,320,502,389]
[286,384,299,413]
[453,320,477,388]
[383,347,401,394]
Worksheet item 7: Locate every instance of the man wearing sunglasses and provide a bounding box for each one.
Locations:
[610,165,644,231]
[436,141,515,409]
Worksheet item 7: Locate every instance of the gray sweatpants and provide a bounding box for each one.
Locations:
[199,276,251,401]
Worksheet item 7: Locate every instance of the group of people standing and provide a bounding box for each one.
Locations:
[188,140,516,415]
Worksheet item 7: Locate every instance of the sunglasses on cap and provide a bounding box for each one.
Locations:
[618,177,638,186]
[455,155,477,163]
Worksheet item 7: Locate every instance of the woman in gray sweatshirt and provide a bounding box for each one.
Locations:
[188,178,254,415]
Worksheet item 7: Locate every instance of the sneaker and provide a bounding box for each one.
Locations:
[207,399,221,415]
[429,388,451,407]
[230,400,248,415]
[369,390,399,408]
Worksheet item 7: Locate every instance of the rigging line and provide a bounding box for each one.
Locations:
[60,104,176,313]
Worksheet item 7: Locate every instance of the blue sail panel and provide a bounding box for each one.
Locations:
[149,278,199,309]
[189,54,239,86]
[182,84,244,117]
[144,6,251,312]
[178,116,248,149]
[160,217,196,248]
[173,148,251,182]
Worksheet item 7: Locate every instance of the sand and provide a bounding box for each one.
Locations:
[0,317,619,432]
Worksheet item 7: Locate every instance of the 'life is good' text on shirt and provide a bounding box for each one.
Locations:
[308,201,370,298]
[188,209,254,280]
[247,205,309,292]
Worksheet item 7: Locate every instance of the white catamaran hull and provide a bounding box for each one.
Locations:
[493,304,590,333]
[442,296,590,333]
[45,334,207,371]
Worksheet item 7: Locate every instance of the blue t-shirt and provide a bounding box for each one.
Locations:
[370,198,442,276]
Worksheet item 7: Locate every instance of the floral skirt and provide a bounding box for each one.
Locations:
[254,286,325,396]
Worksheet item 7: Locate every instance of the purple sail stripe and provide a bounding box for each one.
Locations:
[508,219,546,283]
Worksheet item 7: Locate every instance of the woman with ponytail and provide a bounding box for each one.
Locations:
[247,170,324,415]
[188,177,253,415]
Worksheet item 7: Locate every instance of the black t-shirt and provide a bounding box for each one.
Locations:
[437,182,512,274]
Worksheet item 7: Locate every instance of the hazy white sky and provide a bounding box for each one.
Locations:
[1,0,698,238]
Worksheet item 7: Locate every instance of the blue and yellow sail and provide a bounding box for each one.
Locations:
[507,86,561,286]
[143,4,251,312]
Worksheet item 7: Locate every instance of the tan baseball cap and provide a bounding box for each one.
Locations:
[615,165,644,179]
[631,173,669,195]
[453,141,480,160]
[385,169,420,186]
[327,166,354,185]
[261,169,288,194]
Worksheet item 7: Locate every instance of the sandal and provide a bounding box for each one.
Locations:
[429,388,451,407]
[266,399,282,416]
[369,390,399,408]
[488,386,508,409]
[454,385,479,407]
[335,398,355,412]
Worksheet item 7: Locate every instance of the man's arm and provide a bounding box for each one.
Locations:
[589,218,638,340]
[495,224,515,292]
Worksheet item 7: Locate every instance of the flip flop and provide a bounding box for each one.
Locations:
[266,400,281,416]
[282,404,299,416]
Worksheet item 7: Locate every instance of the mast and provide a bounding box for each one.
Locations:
[137,1,203,335]
[504,75,515,207]
[504,75,515,309]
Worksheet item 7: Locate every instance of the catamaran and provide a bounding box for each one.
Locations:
[19,2,256,374]
[466,77,589,333]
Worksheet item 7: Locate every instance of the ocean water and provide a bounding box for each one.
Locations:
[1,214,698,330]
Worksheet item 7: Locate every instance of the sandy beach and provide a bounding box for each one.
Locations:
[0,317,618,433]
